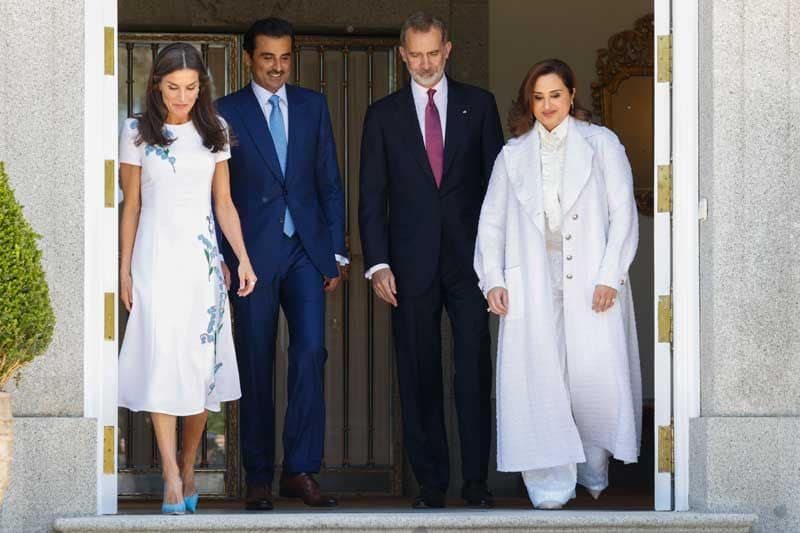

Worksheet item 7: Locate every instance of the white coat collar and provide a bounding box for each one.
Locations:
[503,117,597,234]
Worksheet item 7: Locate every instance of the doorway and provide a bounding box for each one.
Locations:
[101,0,697,513]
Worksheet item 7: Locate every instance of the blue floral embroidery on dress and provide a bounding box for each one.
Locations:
[197,214,226,395]
[130,119,177,172]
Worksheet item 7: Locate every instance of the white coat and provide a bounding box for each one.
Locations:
[474,118,641,472]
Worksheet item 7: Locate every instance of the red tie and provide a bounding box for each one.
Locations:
[425,88,444,188]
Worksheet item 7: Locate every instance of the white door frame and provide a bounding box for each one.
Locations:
[655,0,700,512]
[82,0,700,515]
[671,0,700,512]
[84,0,119,515]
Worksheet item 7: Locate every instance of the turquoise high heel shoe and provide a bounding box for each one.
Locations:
[184,492,199,513]
[161,498,186,515]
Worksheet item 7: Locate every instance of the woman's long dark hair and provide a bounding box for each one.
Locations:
[507,58,592,138]
[134,43,227,152]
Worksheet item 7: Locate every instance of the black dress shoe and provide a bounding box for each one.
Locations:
[462,480,495,508]
[245,483,274,511]
[412,485,446,509]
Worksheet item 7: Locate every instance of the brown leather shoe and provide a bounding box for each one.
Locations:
[245,483,273,511]
[279,472,338,507]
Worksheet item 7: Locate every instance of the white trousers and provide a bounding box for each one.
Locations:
[521,243,611,507]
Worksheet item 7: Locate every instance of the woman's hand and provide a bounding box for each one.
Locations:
[236,260,258,297]
[487,287,509,316]
[120,269,133,312]
[592,284,618,313]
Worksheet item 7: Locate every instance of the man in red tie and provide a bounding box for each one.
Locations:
[358,11,504,509]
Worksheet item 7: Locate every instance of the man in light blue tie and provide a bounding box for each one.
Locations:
[215,17,347,510]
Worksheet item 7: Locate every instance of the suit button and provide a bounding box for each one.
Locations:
[261,196,267,203]
[572,214,579,220]
[279,217,285,224]
[565,234,572,240]
[566,273,573,280]
[566,255,573,261]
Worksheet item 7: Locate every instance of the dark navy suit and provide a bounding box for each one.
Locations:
[359,77,504,491]
[216,83,346,485]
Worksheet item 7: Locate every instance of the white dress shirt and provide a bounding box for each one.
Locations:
[535,116,569,233]
[364,76,449,280]
[250,81,348,267]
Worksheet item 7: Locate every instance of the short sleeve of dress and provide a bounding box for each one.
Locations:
[214,116,232,164]
[119,118,142,166]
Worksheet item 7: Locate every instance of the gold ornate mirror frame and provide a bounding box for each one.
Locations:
[591,14,655,216]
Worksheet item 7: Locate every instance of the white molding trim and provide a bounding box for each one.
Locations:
[83,0,118,515]
[652,0,673,511]
[671,0,700,512]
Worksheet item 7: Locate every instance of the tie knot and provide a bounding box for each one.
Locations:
[427,88,436,101]
[269,94,280,107]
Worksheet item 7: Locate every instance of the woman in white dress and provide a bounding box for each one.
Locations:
[474,59,641,509]
[118,43,256,514]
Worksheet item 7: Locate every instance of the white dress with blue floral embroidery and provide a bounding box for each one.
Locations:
[117,117,241,415]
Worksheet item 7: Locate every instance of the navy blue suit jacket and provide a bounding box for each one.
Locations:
[358,77,504,294]
[216,84,346,284]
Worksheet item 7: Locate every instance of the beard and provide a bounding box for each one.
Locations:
[407,63,446,87]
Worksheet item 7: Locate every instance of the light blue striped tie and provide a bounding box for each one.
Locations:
[269,95,295,237]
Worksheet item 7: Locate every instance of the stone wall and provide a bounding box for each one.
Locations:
[0,1,97,531]
[693,1,800,531]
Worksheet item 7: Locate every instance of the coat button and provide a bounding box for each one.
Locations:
[572,214,579,220]
[565,234,572,240]
[262,196,267,203]
[566,273,573,280]
[566,255,573,261]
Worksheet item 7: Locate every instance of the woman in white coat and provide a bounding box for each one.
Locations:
[474,59,641,509]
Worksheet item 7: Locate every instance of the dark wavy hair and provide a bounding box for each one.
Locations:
[134,42,227,152]
[507,58,592,138]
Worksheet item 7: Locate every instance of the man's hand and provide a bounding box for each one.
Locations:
[371,267,398,307]
[323,264,346,293]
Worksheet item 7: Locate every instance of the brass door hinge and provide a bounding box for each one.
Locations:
[104,160,115,208]
[657,164,672,213]
[103,425,115,474]
[657,34,672,83]
[658,423,674,473]
[104,27,115,76]
[658,294,673,343]
[104,293,115,341]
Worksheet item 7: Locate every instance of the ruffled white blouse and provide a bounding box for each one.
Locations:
[535,116,570,233]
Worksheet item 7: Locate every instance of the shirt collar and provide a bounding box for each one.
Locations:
[535,115,570,149]
[251,81,288,109]
[411,75,448,104]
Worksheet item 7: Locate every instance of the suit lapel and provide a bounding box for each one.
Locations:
[285,84,307,185]
[560,118,594,215]
[393,85,437,185]
[441,78,469,189]
[233,85,284,185]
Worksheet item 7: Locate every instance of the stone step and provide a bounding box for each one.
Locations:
[54,510,756,533]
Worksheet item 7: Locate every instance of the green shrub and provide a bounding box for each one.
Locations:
[0,162,55,390]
